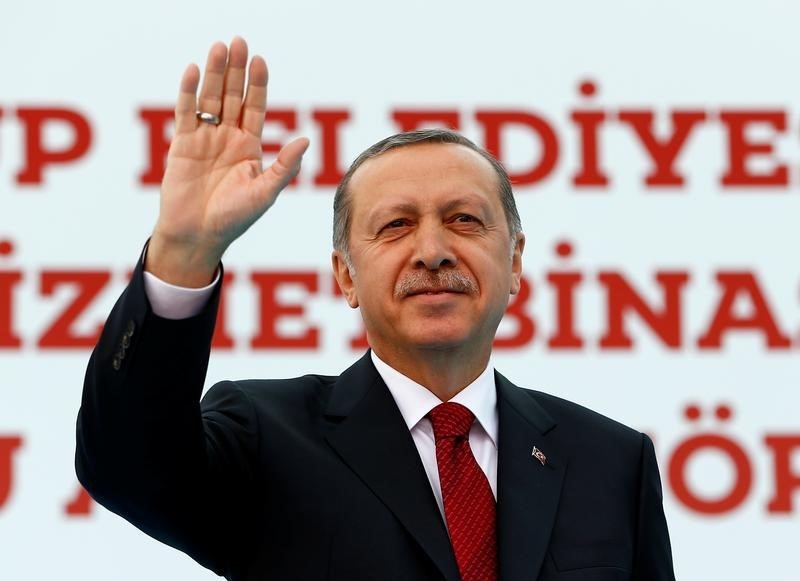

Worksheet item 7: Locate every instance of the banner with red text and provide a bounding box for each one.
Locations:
[2,1,799,579]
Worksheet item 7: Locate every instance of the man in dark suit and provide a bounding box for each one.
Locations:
[76,37,675,580]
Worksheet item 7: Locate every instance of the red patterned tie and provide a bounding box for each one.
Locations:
[429,402,498,581]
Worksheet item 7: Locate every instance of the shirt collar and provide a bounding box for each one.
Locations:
[370,350,498,447]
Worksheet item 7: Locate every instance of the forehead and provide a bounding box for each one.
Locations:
[347,142,501,214]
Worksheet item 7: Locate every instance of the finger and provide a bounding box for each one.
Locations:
[256,137,310,198]
[241,56,268,137]
[221,36,248,126]
[175,64,200,134]
[197,42,228,117]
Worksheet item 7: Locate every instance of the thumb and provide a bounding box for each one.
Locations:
[260,136,310,193]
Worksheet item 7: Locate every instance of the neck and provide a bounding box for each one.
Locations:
[371,343,491,400]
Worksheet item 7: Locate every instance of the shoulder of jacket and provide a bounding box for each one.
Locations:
[518,387,644,446]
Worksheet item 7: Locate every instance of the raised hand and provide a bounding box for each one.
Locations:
[146,37,309,287]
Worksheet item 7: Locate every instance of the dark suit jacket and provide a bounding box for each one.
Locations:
[76,257,675,580]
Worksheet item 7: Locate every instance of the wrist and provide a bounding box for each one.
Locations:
[145,232,223,288]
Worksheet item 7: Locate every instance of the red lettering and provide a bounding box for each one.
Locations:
[669,433,752,514]
[251,271,320,348]
[720,110,788,187]
[547,240,583,349]
[475,110,558,185]
[697,272,792,349]
[350,327,369,350]
[764,435,800,513]
[0,435,23,510]
[37,271,111,348]
[617,110,707,186]
[494,277,535,348]
[312,109,351,187]
[599,272,689,348]
[261,109,297,155]
[0,239,22,347]
[16,107,92,184]
[392,109,460,132]
[547,272,583,349]
[64,485,93,516]
[138,107,173,185]
[571,80,609,187]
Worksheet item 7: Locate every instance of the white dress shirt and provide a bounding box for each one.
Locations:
[143,269,499,516]
[370,350,498,515]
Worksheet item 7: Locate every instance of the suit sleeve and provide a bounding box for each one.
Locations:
[633,433,676,581]
[75,249,259,576]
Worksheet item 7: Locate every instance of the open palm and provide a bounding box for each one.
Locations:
[149,38,308,286]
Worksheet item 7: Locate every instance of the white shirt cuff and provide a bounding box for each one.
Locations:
[143,269,220,320]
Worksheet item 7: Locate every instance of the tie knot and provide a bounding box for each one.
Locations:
[429,402,475,440]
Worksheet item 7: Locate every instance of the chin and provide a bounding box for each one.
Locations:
[401,327,475,351]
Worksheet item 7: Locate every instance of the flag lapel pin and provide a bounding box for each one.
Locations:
[531,445,547,466]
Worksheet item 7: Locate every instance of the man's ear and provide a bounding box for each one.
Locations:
[332,250,359,308]
[510,233,525,295]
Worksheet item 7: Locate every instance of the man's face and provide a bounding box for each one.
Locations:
[333,142,524,359]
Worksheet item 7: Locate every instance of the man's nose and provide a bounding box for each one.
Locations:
[411,223,458,270]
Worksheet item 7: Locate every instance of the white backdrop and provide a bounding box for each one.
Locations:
[2,1,799,579]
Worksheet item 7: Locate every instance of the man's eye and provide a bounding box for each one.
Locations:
[385,219,407,229]
[455,214,478,223]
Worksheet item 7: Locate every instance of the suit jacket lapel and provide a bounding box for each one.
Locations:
[324,353,461,581]
[496,372,566,581]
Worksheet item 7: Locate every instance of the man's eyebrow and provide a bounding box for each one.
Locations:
[366,202,418,226]
[438,196,492,215]
[367,195,493,224]
[371,202,418,216]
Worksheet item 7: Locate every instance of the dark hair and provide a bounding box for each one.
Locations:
[332,129,522,257]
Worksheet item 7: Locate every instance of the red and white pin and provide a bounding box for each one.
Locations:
[531,446,547,466]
